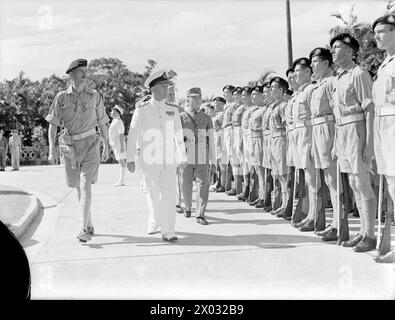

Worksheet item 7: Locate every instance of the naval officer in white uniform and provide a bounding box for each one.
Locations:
[126,69,187,241]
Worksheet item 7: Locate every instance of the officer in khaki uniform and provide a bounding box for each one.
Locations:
[222,85,237,194]
[211,96,228,192]
[330,33,377,252]
[268,77,289,217]
[127,69,187,241]
[8,129,22,171]
[249,85,266,208]
[309,47,339,241]
[290,57,321,232]
[180,87,216,225]
[239,86,254,201]
[231,87,245,197]
[372,14,395,263]
[46,59,110,242]
[283,68,300,220]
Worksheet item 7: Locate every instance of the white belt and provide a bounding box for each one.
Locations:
[263,130,271,136]
[376,105,395,117]
[337,113,364,126]
[293,119,312,129]
[251,129,263,138]
[311,114,335,126]
[71,128,96,141]
[185,136,196,144]
[272,131,286,138]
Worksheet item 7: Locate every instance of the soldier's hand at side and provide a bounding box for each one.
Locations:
[179,162,188,170]
[101,143,109,163]
[331,147,337,161]
[48,148,57,164]
[362,145,374,164]
[127,161,135,173]
[210,164,216,175]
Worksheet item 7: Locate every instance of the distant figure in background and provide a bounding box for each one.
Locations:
[8,129,22,171]
[109,105,127,186]
[0,128,8,171]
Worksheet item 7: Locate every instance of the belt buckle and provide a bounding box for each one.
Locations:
[190,137,195,144]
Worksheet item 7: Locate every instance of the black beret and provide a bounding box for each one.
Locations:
[252,85,263,93]
[223,85,235,92]
[292,57,311,70]
[242,86,252,94]
[262,81,271,88]
[213,96,226,104]
[232,86,243,94]
[66,59,88,74]
[309,47,333,63]
[270,76,289,91]
[330,33,359,52]
[285,68,294,77]
[372,14,395,31]
[286,89,294,96]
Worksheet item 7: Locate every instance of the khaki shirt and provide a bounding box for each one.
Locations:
[212,111,225,131]
[222,102,238,128]
[292,82,315,122]
[332,61,374,118]
[9,135,21,152]
[249,106,265,131]
[232,104,247,126]
[261,105,272,132]
[241,105,255,129]
[0,136,7,149]
[269,101,287,133]
[180,108,216,165]
[372,54,395,108]
[310,76,334,118]
[46,84,109,135]
[284,92,298,129]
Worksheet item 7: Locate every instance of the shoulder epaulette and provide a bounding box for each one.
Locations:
[136,100,150,108]
[165,102,179,108]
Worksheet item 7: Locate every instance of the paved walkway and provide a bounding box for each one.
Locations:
[1,164,394,299]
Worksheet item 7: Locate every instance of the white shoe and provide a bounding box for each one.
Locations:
[147,226,160,234]
[114,182,125,187]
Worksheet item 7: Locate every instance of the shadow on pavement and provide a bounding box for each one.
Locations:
[207,208,263,214]
[206,216,289,226]
[0,190,31,196]
[81,231,322,250]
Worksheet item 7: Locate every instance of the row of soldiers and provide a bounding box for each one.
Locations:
[170,14,395,263]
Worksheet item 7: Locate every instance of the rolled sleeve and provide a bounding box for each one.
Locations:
[355,70,373,111]
[45,93,63,127]
[95,92,110,126]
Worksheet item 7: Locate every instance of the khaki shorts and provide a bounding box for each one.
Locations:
[374,115,395,176]
[337,121,370,174]
[262,134,272,169]
[292,126,313,169]
[250,136,263,167]
[271,136,287,176]
[312,122,335,169]
[63,134,100,188]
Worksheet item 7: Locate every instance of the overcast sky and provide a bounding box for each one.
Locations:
[0,0,389,98]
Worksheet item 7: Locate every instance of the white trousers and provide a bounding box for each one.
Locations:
[143,169,176,235]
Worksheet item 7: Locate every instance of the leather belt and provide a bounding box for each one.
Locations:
[376,105,395,117]
[263,130,271,136]
[233,124,242,127]
[251,129,263,138]
[336,113,364,126]
[184,136,197,144]
[272,131,286,138]
[223,124,233,129]
[293,119,312,129]
[71,128,96,141]
[311,114,335,126]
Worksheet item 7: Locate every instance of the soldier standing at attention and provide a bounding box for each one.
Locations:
[222,85,236,194]
[212,96,227,192]
[267,77,290,217]
[371,14,395,262]
[127,69,187,241]
[309,47,339,241]
[230,87,245,197]
[238,86,254,202]
[46,59,110,242]
[290,57,320,232]
[330,33,377,252]
[179,87,216,225]
[282,68,300,220]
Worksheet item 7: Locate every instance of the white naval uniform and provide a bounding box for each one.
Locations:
[127,98,187,236]
[109,117,126,160]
